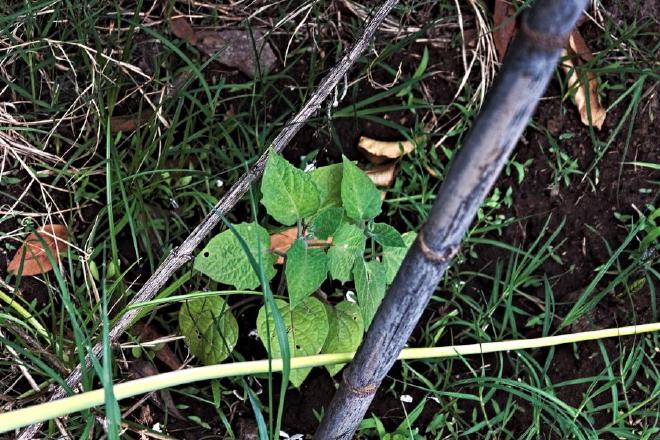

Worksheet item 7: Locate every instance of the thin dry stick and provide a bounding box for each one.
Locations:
[17,1,400,438]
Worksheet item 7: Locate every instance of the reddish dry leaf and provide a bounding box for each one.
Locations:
[170,17,198,44]
[269,227,332,265]
[366,162,397,188]
[493,0,517,61]
[8,224,68,276]
[561,30,606,129]
[109,110,155,133]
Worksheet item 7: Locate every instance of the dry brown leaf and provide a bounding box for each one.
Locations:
[358,136,416,164]
[269,227,332,265]
[194,29,277,78]
[493,0,517,61]
[170,17,198,44]
[109,110,155,133]
[270,227,298,264]
[561,30,606,129]
[8,224,68,276]
[366,162,397,188]
[133,322,182,371]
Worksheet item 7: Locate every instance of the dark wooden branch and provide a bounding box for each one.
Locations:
[314,1,588,438]
[17,1,400,438]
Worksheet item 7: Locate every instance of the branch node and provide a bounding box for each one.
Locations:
[418,230,458,264]
[342,370,379,397]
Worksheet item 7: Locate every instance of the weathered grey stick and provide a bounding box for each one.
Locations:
[17,1,400,438]
[314,1,588,438]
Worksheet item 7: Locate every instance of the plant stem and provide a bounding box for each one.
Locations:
[1,322,657,434]
[315,1,589,438]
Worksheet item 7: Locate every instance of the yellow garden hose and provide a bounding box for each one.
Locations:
[1,322,658,434]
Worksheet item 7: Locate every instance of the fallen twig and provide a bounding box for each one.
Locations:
[16,1,400,438]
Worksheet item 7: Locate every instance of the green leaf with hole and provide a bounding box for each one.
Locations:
[194,223,276,289]
[327,223,366,282]
[311,207,344,240]
[341,156,382,220]
[261,152,320,225]
[369,223,405,247]
[354,259,387,329]
[382,231,417,284]
[256,297,329,387]
[179,296,239,365]
[310,164,343,209]
[285,239,328,308]
[322,301,364,376]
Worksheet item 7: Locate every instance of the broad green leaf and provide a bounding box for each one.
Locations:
[285,239,328,308]
[353,260,387,329]
[311,207,344,239]
[179,296,239,365]
[341,156,382,220]
[261,153,320,225]
[322,301,364,376]
[256,297,329,387]
[369,223,405,247]
[327,223,366,283]
[194,223,276,289]
[382,231,417,284]
[310,164,342,209]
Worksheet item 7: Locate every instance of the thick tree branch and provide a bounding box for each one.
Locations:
[17,1,400,438]
[314,1,588,438]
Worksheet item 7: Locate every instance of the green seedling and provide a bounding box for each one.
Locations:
[179,152,415,385]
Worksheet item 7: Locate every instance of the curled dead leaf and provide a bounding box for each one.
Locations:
[366,162,397,188]
[269,227,332,265]
[109,110,155,133]
[358,136,416,164]
[170,17,198,44]
[8,224,69,276]
[493,0,517,61]
[561,30,606,129]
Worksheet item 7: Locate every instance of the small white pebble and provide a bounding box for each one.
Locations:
[216,179,224,188]
[400,394,413,403]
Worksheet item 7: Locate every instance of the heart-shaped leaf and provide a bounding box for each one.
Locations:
[341,156,382,221]
[382,231,417,284]
[369,223,405,247]
[261,152,320,225]
[327,223,366,283]
[353,259,387,329]
[194,222,276,289]
[285,239,328,308]
[311,207,344,240]
[179,296,239,365]
[256,297,329,387]
[309,164,343,209]
[322,301,364,376]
